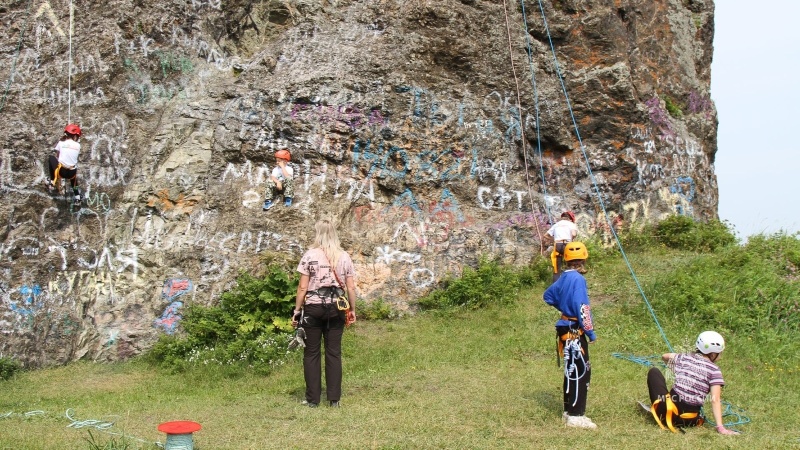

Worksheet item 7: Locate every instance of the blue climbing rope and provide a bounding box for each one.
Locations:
[529,0,673,352]
[523,0,750,429]
[518,0,553,223]
[0,0,35,113]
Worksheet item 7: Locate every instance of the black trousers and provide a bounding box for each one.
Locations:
[302,304,345,404]
[646,367,702,427]
[557,326,590,416]
[48,155,78,189]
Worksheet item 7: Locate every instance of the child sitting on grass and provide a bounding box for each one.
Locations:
[645,331,739,435]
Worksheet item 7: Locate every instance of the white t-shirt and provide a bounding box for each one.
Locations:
[547,219,578,242]
[271,164,294,182]
[55,139,80,168]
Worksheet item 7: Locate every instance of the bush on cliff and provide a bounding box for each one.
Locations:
[145,266,298,373]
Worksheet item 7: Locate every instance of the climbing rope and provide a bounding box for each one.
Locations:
[68,0,75,122]
[501,0,547,252]
[518,0,553,224]
[0,0,35,113]
[530,0,673,351]
[524,0,750,429]
[0,408,160,446]
[564,337,588,407]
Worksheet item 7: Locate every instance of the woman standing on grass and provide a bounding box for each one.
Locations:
[292,219,357,407]
[645,331,739,435]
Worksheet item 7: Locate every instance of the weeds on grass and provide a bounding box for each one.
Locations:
[84,430,131,450]
[417,257,545,309]
[357,298,404,320]
[620,215,737,252]
[0,357,22,380]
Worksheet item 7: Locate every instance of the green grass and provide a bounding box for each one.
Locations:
[2,251,800,449]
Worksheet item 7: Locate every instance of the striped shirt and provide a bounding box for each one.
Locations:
[671,353,725,405]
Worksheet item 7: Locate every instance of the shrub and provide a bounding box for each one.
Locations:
[144,265,298,372]
[357,298,403,321]
[642,233,800,334]
[0,357,22,380]
[655,215,737,252]
[417,258,523,310]
[519,256,553,286]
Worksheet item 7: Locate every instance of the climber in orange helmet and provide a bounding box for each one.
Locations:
[46,124,83,205]
[263,149,295,210]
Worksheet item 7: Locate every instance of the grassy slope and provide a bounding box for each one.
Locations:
[2,253,799,449]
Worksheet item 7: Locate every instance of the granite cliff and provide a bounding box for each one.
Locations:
[0,0,717,365]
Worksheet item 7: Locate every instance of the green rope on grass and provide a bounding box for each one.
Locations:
[1,408,159,445]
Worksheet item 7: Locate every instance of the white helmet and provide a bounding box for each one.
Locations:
[696,331,725,354]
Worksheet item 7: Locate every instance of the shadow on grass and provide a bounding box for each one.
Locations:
[526,389,562,417]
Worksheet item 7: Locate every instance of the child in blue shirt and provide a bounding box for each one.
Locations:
[543,241,597,429]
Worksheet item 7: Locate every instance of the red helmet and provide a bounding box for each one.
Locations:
[64,124,81,136]
[275,149,291,161]
[562,211,576,222]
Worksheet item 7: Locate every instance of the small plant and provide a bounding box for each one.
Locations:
[84,430,132,450]
[0,357,22,380]
[519,256,553,286]
[642,232,800,334]
[662,95,684,118]
[655,215,737,251]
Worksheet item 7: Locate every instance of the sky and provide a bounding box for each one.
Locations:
[712,1,800,238]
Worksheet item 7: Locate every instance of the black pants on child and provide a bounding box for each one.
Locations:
[646,367,702,427]
[302,303,345,405]
[48,155,78,189]
[557,326,590,416]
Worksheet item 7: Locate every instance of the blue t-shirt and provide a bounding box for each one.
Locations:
[543,270,596,341]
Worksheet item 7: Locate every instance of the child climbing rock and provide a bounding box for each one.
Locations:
[263,149,294,210]
[546,211,578,282]
[46,124,83,204]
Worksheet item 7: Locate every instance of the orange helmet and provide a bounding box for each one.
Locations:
[563,241,588,261]
[561,211,576,223]
[275,149,291,161]
[64,124,81,136]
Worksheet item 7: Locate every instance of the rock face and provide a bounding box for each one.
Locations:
[0,0,717,366]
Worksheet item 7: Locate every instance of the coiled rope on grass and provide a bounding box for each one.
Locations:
[1,408,160,446]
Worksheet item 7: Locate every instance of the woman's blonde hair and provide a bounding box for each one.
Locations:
[313,219,344,269]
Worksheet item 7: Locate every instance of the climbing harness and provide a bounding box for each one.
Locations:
[649,395,703,433]
[562,331,587,407]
